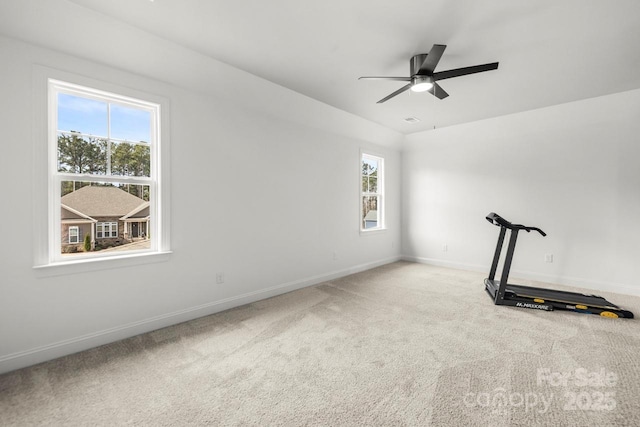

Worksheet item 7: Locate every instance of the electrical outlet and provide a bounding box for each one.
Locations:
[545,254,553,263]
[442,244,448,252]
[216,272,225,284]
[333,251,338,260]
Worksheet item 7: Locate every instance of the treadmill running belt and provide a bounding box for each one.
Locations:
[505,284,619,309]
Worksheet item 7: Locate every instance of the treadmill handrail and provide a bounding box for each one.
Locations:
[486,212,546,236]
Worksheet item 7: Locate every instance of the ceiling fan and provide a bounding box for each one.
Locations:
[359,44,499,103]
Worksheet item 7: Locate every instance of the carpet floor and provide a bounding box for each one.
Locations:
[1,262,639,426]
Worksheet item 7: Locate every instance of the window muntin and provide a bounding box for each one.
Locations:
[50,80,159,261]
[361,153,384,231]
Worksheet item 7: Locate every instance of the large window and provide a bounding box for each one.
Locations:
[361,152,384,231]
[96,222,118,239]
[48,79,163,262]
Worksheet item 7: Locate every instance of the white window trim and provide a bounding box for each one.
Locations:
[32,66,172,275]
[360,150,386,234]
[68,226,80,244]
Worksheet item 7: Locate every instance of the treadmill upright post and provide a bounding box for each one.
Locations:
[497,228,519,304]
[488,226,506,282]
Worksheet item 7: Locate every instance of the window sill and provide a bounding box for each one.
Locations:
[33,250,172,278]
[360,227,387,236]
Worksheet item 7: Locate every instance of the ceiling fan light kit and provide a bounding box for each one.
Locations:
[410,76,433,92]
[359,44,499,103]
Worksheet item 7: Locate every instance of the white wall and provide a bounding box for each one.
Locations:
[3,0,638,375]
[0,2,402,373]
[402,89,640,296]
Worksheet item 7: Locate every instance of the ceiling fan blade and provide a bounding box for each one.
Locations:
[377,83,413,103]
[428,82,449,99]
[418,44,447,75]
[433,62,499,81]
[359,76,411,82]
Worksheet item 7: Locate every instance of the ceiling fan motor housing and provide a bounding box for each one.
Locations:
[410,54,429,76]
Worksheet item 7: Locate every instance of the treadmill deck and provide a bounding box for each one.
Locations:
[488,280,620,309]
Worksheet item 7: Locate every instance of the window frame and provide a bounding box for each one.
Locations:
[360,151,385,233]
[96,222,118,239]
[68,226,80,244]
[33,66,171,273]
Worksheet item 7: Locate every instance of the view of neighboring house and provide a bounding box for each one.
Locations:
[363,210,378,229]
[61,185,149,253]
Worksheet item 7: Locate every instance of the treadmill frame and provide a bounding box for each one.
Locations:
[484,213,633,319]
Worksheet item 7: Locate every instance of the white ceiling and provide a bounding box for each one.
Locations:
[67,0,640,134]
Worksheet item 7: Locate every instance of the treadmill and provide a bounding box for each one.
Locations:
[484,212,634,319]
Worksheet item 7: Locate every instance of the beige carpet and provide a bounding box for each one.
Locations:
[1,262,639,426]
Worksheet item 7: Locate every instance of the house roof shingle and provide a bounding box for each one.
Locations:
[61,186,147,218]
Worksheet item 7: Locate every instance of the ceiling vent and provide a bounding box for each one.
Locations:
[404,117,421,123]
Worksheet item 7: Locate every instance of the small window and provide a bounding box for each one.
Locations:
[49,79,163,262]
[68,226,80,244]
[361,153,384,231]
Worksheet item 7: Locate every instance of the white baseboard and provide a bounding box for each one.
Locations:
[403,255,640,297]
[0,256,401,375]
